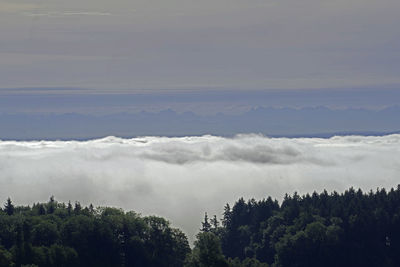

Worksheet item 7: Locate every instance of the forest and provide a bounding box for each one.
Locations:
[1,186,400,267]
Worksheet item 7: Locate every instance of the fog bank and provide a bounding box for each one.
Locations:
[1,134,399,242]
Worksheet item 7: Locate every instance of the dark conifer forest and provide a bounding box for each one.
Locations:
[1,186,400,267]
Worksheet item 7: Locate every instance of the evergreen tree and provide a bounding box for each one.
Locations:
[210,215,220,235]
[74,201,82,214]
[222,203,232,228]
[211,215,219,229]
[38,204,46,215]
[89,204,95,215]
[47,195,56,214]
[67,201,72,215]
[201,212,211,232]
[4,197,14,215]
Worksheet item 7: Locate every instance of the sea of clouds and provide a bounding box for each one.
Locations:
[1,134,400,242]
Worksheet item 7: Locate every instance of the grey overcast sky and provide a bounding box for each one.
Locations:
[1,0,400,91]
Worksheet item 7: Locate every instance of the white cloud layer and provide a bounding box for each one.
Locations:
[1,134,400,242]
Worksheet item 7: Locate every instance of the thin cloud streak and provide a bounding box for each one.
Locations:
[1,134,399,242]
[21,11,113,17]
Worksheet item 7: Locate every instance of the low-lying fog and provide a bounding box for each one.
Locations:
[1,134,399,242]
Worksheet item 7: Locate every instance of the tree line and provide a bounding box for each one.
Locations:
[191,186,400,266]
[0,197,189,267]
[2,185,400,266]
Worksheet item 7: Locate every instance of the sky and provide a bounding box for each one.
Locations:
[2,134,400,242]
[1,0,400,90]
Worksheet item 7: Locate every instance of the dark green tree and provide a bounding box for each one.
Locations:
[38,204,46,215]
[185,232,229,267]
[201,212,211,232]
[74,202,81,214]
[4,197,14,216]
[47,196,56,214]
[67,201,72,216]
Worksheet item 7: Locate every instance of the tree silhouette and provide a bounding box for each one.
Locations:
[201,212,211,232]
[4,197,14,215]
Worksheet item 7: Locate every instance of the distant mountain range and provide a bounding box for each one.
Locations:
[1,106,399,140]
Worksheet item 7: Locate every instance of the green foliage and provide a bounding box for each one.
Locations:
[4,197,15,216]
[0,197,190,267]
[4,185,400,267]
[185,232,229,267]
[228,257,269,267]
[200,213,212,233]
[208,185,400,267]
[32,221,59,246]
[0,245,14,266]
